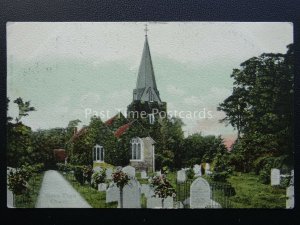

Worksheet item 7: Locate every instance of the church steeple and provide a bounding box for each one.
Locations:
[133,26,162,104]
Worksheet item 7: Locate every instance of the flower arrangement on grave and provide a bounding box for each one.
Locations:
[8,169,29,196]
[150,174,176,208]
[91,169,106,189]
[112,168,130,208]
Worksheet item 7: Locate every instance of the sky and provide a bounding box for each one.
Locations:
[7,22,293,147]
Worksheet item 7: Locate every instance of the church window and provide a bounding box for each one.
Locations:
[130,138,143,161]
[149,113,155,124]
[93,144,104,162]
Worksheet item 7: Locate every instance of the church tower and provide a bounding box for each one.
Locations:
[127,25,167,124]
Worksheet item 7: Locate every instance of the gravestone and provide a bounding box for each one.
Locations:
[146,195,173,208]
[121,179,141,208]
[106,183,120,203]
[156,171,161,176]
[93,166,102,173]
[106,168,113,180]
[7,167,15,208]
[205,163,211,175]
[98,183,107,192]
[190,177,211,208]
[141,184,151,196]
[271,168,280,186]
[177,170,187,183]
[193,164,202,177]
[122,166,136,178]
[141,170,148,179]
[174,201,184,209]
[290,170,294,186]
[286,185,294,209]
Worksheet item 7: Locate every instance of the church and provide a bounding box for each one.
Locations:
[71,27,167,173]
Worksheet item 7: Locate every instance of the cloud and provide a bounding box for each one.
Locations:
[166,84,186,96]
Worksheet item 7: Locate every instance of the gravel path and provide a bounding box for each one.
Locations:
[35,170,91,208]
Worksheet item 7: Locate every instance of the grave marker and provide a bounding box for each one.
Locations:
[190,177,211,208]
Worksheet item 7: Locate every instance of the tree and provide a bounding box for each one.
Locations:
[218,44,294,172]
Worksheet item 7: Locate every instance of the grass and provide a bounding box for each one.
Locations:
[15,172,44,208]
[227,173,286,208]
[62,172,117,208]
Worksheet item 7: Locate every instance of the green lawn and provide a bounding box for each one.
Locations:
[62,172,117,208]
[227,173,286,208]
[15,172,44,208]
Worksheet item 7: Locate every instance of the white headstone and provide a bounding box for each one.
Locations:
[141,170,148,179]
[193,164,202,177]
[141,184,151,196]
[122,166,136,177]
[286,185,294,209]
[156,171,161,176]
[98,183,107,192]
[190,177,211,208]
[106,168,113,179]
[177,170,187,183]
[121,179,141,208]
[271,168,281,186]
[93,166,102,173]
[106,183,120,203]
[146,195,173,208]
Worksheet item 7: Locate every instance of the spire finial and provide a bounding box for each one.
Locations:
[144,24,149,36]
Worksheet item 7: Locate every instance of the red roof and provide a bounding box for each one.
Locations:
[105,114,118,126]
[114,122,132,138]
[71,127,87,142]
[53,149,67,161]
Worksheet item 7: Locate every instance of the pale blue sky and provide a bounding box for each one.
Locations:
[7,22,293,145]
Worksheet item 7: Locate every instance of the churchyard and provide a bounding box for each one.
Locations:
[7,163,289,208]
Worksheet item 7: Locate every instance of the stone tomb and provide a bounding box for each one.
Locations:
[177,169,187,183]
[193,164,202,177]
[141,170,148,179]
[122,166,136,178]
[146,195,174,209]
[190,177,212,208]
[286,185,294,209]
[106,183,120,203]
[98,183,107,192]
[93,166,102,173]
[271,168,281,186]
[120,179,141,208]
[105,168,113,179]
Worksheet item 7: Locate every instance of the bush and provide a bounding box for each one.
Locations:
[186,168,195,180]
[211,171,229,182]
[82,165,93,183]
[259,167,271,184]
[8,169,29,195]
[91,169,106,189]
[74,166,84,185]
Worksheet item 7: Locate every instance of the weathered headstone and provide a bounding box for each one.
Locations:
[98,183,107,192]
[93,166,102,173]
[177,169,187,183]
[190,177,211,208]
[205,163,211,175]
[106,168,113,179]
[146,195,173,208]
[271,168,280,186]
[141,184,151,196]
[121,179,141,208]
[286,185,294,209]
[122,166,136,177]
[193,164,202,177]
[7,167,15,208]
[156,171,161,176]
[141,170,148,179]
[106,183,120,203]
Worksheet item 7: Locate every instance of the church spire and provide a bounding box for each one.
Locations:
[133,25,162,103]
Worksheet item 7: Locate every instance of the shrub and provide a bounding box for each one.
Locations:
[74,166,84,185]
[150,175,176,199]
[8,169,29,195]
[186,168,195,180]
[82,165,93,183]
[112,169,130,189]
[91,169,106,189]
[211,171,229,182]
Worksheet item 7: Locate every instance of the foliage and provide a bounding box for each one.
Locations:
[186,168,195,180]
[74,166,84,185]
[91,169,106,188]
[82,165,93,183]
[218,45,294,173]
[112,169,130,190]
[211,171,229,183]
[8,169,29,195]
[150,175,176,199]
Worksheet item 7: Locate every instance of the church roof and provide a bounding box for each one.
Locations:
[136,36,158,90]
[114,122,132,138]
